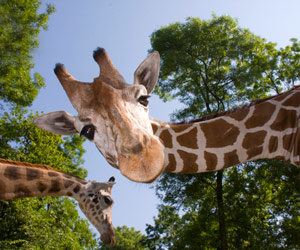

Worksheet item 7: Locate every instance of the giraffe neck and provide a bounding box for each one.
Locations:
[152,87,300,173]
[0,159,87,201]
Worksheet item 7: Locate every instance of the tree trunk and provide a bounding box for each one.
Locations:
[216,170,228,250]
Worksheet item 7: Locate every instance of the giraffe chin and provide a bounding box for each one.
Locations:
[118,138,165,183]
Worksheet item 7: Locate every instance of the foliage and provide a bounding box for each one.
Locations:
[0,109,87,177]
[0,1,98,249]
[0,109,98,249]
[98,226,149,250]
[146,161,300,249]
[150,15,286,120]
[146,15,300,249]
[279,38,300,87]
[0,0,55,107]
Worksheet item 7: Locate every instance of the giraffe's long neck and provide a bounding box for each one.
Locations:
[152,87,300,173]
[0,159,87,201]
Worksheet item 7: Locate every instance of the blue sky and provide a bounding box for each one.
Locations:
[32,0,300,235]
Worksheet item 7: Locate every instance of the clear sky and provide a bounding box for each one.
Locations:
[32,0,300,235]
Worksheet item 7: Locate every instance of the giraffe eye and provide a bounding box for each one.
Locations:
[137,95,150,107]
[103,196,112,205]
[80,125,95,140]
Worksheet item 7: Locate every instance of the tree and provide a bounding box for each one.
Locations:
[0,1,98,249]
[0,0,55,108]
[0,109,98,249]
[146,15,300,249]
[98,226,149,250]
[279,38,300,87]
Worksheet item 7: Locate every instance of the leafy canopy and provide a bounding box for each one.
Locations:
[146,15,300,249]
[150,15,284,120]
[0,1,99,249]
[0,0,55,107]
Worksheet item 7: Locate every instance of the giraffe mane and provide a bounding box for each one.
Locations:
[0,158,84,180]
[174,86,300,125]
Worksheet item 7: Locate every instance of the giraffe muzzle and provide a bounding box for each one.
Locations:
[101,232,116,246]
[118,137,165,183]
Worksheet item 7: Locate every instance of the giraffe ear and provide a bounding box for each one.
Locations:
[134,51,160,94]
[34,111,77,135]
[91,181,115,193]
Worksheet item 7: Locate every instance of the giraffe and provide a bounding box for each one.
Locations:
[34,48,300,183]
[0,158,116,246]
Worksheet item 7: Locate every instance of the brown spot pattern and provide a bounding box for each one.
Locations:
[200,119,240,148]
[269,136,278,153]
[49,180,61,193]
[37,182,47,193]
[4,166,22,180]
[270,109,297,131]
[283,133,293,152]
[48,171,59,177]
[73,185,81,193]
[224,150,240,168]
[242,131,267,149]
[275,91,291,101]
[242,131,267,159]
[227,107,250,121]
[26,168,42,181]
[293,128,300,157]
[282,92,300,107]
[177,127,198,149]
[151,124,159,134]
[204,151,218,171]
[160,129,173,148]
[165,154,176,172]
[247,146,264,159]
[245,102,276,129]
[172,124,193,133]
[178,150,198,173]
[0,180,6,200]
[64,180,75,189]
[15,184,31,197]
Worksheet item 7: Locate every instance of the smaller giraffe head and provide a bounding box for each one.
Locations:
[34,48,165,183]
[77,176,115,246]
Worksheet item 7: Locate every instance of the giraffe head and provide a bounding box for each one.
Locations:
[34,48,165,183]
[77,176,115,246]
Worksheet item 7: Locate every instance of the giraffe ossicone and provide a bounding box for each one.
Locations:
[35,48,300,183]
[0,159,116,246]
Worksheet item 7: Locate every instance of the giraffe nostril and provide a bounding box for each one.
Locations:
[131,143,143,154]
[121,143,143,155]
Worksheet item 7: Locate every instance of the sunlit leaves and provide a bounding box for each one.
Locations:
[0,0,55,107]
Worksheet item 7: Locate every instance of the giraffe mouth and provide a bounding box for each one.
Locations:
[118,137,165,183]
[101,232,116,246]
